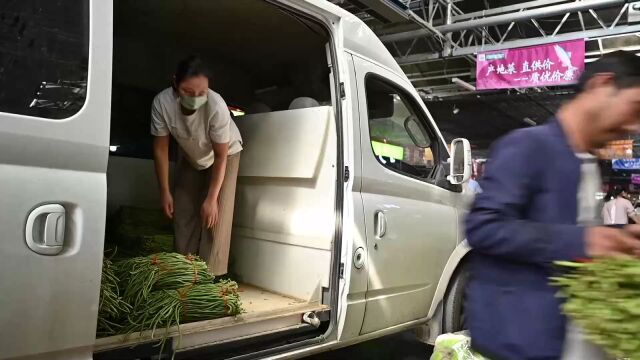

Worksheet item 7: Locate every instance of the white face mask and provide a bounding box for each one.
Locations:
[180,95,208,110]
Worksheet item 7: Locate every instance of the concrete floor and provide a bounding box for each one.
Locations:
[304,331,434,360]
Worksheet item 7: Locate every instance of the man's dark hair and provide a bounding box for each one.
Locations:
[174,55,210,86]
[576,50,640,93]
[613,186,625,198]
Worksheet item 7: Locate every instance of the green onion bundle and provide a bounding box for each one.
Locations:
[116,253,213,307]
[552,258,640,359]
[97,258,132,337]
[125,280,243,337]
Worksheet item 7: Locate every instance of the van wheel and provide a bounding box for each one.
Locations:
[443,263,469,333]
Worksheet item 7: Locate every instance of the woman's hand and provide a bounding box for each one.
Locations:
[161,191,174,219]
[201,197,219,229]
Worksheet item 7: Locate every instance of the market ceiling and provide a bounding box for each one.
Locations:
[331,0,640,96]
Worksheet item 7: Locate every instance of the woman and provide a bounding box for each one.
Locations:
[601,190,615,225]
[150,55,242,275]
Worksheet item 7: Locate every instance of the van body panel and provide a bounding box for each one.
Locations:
[0,1,113,359]
[0,0,470,358]
[350,55,459,335]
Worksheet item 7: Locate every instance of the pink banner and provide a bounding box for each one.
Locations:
[632,174,640,185]
[476,40,585,90]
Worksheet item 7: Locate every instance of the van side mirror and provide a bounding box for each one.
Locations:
[448,138,472,185]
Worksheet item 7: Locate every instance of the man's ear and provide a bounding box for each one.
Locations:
[584,72,615,92]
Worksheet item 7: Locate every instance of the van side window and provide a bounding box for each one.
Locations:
[365,76,438,179]
[0,1,89,119]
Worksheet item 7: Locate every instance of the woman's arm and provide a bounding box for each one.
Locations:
[201,142,229,228]
[153,135,173,219]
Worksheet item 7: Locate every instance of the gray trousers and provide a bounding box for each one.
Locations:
[561,321,610,360]
[173,153,240,275]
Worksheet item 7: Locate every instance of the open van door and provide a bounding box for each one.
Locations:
[0,1,112,358]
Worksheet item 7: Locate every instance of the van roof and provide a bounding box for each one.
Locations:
[297,0,406,79]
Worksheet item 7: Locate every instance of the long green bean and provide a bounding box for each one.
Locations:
[552,257,640,359]
[115,253,213,307]
[97,258,132,337]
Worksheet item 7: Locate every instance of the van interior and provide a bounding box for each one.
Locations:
[97,0,337,354]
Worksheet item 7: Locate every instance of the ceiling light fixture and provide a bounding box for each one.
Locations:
[452,77,476,91]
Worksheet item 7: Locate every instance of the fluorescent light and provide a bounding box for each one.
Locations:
[452,77,476,91]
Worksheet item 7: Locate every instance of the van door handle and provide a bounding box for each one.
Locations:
[375,211,386,239]
[25,204,66,255]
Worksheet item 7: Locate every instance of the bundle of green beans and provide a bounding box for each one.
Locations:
[125,280,242,341]
[97,258,132,337]
[115,253,213,307]
[106,207,175,257]
[551,258,640,359]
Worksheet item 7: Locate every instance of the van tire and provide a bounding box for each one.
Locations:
[442,263,469,334]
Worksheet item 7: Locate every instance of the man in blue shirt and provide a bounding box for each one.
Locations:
[467,176,483,194]
[466,51,640,359]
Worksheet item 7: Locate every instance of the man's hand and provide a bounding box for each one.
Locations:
[161,191,174,219]
[585,226,640,257]
[201,197,219,229]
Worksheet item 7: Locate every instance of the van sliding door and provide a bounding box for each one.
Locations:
[352,55,458,334]
[0,1,112,358]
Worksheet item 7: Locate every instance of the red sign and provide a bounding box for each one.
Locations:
[476,40,585,90]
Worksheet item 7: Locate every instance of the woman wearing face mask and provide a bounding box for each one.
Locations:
[150,55,242,276]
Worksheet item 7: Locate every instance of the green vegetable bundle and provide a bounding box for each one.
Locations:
[116,253,214,307]
[552,258,640,359]
[106,207,174,257]
[97,258,132,337]
[125,280,243,338]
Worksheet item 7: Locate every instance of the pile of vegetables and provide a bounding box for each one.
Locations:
[126,280,242,335]
[106,207,174,258]
[96,252,242,341]
[97,257,132,336]
[116,253,214,307]
[552,258,640,359]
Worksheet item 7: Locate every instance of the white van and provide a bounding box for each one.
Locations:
[0,0,473,359]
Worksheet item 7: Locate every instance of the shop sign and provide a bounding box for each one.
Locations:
[632,174,640,185]
[612,158,640,170]
[595,139,634,160]
[476,40,585,90]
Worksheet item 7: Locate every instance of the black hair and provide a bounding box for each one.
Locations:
[576,51,640,93]
[604,190,614,202]
[174,55,210,87]
[613,186,625,198]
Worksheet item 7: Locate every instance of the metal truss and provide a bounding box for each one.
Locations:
[397,0,640,65]
[332,0,640,92]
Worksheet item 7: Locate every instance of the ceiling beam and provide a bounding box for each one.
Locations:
[453,0,571,21]
[450,23,640,56]
[438,0,624,34]
[394,23,640,64]
[379,0,625,42]
[348,0,411,23]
